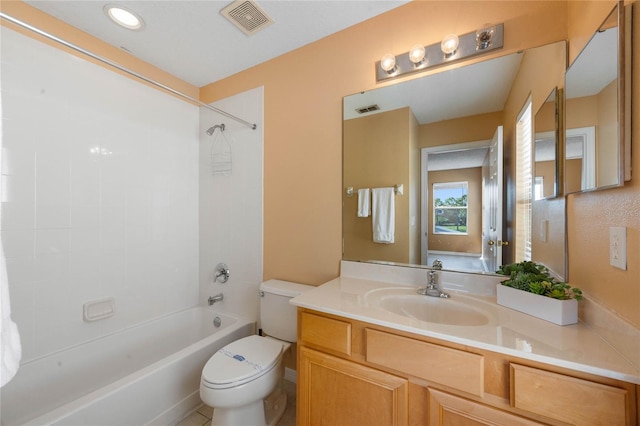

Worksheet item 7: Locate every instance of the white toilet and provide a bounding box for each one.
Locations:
[200,279,312,426]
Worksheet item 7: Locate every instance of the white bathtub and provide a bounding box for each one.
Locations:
[0,307,255,426]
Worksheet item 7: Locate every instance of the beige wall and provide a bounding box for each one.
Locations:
[343,108,413,263]
[428,168,483,254]
[419,112,502,148]
[597,79,620,187]
[566,0,640,327]
[566,158,584,194]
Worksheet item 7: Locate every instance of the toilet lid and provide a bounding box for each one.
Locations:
[202,335,283,387]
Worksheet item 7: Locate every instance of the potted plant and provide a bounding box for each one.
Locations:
[495,261,582,325]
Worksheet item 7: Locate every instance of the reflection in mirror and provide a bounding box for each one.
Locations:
[565,3,629,192]
[423,141,492,273]
[532,88,567,281]
[343,41,567,276]
[534,88,559,200]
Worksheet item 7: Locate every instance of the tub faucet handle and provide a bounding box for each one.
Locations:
[214,263,230,283]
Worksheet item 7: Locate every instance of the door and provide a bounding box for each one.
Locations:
[298,346,409,426]
[483,126,503,272]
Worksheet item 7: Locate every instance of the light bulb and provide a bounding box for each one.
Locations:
[104,5,144,30]
[409,44,426,67]
[476,24,496,50]
[380,53,398,74]
[441,34,460,57]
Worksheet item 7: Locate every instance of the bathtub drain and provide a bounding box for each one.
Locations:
[213,317,222,328]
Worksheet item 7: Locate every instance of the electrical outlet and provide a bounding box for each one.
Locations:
[609,227,627,270]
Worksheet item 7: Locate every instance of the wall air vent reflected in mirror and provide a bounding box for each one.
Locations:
[356,104,381,114]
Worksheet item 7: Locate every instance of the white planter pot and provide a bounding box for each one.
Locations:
[496,284,578,326]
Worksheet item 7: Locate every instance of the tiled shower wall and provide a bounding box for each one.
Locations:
[1,28,200,362]
[199,87,264,323]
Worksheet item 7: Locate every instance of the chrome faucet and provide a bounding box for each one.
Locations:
[208,293,224,305]
[418,270,450,298]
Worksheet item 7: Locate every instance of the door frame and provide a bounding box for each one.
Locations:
[420,140,492,266]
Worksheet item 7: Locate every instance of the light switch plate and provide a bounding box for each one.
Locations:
[609,226,627,270]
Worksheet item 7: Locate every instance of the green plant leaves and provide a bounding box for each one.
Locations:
[496,261,583,301]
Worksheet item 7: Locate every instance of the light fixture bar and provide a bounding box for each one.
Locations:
[376,23,504,82]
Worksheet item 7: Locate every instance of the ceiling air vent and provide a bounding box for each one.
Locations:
[356,104,381,114]
[221,0,274,36]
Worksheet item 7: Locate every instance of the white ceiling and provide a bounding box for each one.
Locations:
[343,52,524,124]
[24,0,409,87]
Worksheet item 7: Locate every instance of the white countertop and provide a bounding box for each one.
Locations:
[291,275,640,385]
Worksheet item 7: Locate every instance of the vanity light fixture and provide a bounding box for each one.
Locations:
[409,44,427,67]
[375,23,504,82]
[440,34,460,57]
[380,53,398,75]
[104,4,145,30]
[476,24,497,50]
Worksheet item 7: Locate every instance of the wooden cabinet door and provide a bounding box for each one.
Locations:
[428,389,544,426]
[298,346,409,426]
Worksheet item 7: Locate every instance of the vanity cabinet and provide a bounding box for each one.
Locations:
[296,309,638,426]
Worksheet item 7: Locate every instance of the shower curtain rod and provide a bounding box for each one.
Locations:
[0,12,257,130]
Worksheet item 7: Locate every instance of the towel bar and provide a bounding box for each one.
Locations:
[346,184,403,197]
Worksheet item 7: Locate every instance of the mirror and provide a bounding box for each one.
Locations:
[534,88,560,200]
[564,3,631,193]
[532,88,567,280]
[343,41,567,276]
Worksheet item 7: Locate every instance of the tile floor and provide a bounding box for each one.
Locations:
[176,380,296,426]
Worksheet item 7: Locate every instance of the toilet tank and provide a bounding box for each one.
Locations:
[259,279,314,342]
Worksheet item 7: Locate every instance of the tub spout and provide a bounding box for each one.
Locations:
[208,293,224,305]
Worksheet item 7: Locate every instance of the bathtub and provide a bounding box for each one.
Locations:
[0,307,255,426]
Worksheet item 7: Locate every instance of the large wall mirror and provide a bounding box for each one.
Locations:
[564,2,632,193]
[343,41,567,277]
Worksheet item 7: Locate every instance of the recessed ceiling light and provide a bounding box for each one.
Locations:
[104,4,145,30]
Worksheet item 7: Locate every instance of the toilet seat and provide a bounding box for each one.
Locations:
[202,335,283,390]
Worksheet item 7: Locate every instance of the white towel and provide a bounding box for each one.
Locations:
[372,187,395,244]
[357,188,370,217]
[1,242,21,388]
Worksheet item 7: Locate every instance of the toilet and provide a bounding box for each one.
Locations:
[200,279,313,426]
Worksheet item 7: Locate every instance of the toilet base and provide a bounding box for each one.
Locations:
[211,399,266,426]
[264,385,287,426]
[209,383,287,426]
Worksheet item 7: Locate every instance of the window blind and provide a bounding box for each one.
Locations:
[516,100,533,262]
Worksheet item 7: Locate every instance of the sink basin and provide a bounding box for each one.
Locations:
[366,288,494,326]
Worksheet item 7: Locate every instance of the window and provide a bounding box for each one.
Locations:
[516,98,533,261]
[534,176,544,201]
[433,181,468,235]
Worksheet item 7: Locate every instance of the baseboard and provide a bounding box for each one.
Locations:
[284,367,297,384]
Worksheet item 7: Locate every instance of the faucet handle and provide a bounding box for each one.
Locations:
[214,263,230,283]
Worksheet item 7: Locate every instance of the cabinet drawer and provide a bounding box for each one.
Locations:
[510,363,628,425]
[366,329,484,397]
[299,311,351,356]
